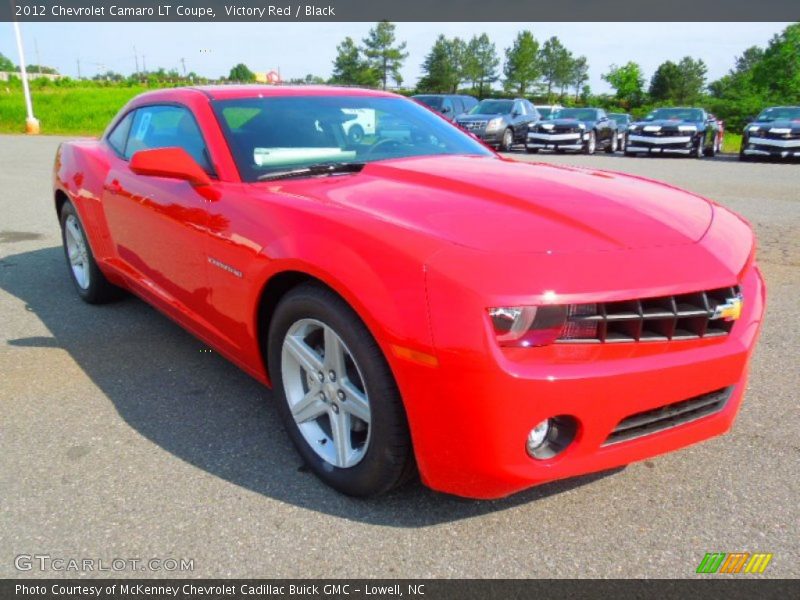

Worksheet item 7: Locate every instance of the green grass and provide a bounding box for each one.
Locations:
[0,85,149,135]
[722,132,742,154]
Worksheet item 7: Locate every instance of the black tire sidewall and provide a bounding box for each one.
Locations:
[267,284,413,497]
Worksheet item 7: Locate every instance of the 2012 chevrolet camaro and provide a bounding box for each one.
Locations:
[53,86,765,499]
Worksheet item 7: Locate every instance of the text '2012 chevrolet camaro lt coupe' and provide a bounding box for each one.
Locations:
[53,86,765,499]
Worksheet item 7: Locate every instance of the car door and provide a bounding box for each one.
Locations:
[102,104,214,313]
[511,101,527,141]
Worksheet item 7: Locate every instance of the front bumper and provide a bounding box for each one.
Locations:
[457,124,504,145]
[626,134,695,154]
[742,136,800,157]
[396,262,765,499]
[527,131,585,151]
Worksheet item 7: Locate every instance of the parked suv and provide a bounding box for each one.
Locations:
[412,94,478,122]
[455,98,540,150]
[527,107,618,154]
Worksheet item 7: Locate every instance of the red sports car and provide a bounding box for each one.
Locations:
[53,86,765,499]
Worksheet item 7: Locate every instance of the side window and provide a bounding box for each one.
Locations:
[124,105,212,173]
[598,109,607,119]
[107,111,134,156]
[442,98,454,115]
[514,101,525,115]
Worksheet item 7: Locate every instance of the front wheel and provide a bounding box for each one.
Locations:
[267,283,415,497]
[693,135,705,158]
[60,201,120,304]
[605,132,618,154]
[618,134,627,153]
[583,131,596,155]
[501,128,514,151]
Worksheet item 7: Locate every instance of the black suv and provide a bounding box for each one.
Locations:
[626,107,720,158]
[455,98,539,150]
[740,106,800,161]
[412,94,478,122]
[526,107,618,154]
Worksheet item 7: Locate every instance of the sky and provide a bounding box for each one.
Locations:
[1,22,792,93]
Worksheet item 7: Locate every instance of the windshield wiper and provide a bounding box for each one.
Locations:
[257,161,366,182]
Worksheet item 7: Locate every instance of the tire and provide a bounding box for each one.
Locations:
[501,128,514,151]
[526,148,539,154]
[693,135,705,159]
[605,132,618,154]
[267,283,415,497]
[704,134,717,157]
[583,130,596,155]
[347,124,364,144]
[619,134,627,153]
[59,201,120,304]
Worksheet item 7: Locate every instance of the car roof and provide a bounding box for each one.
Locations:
[130,85,399,104]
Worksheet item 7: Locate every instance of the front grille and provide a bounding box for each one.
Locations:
[557,286,740,343]
[637,127,684,137]
[460,121,485,131]
[535,125,581,134]
[603,387,733,446]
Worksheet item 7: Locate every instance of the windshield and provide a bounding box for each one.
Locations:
[609,113,630,125]
[212,95,493,182]
[756,107,800,122]
[551,108,598,121]
[470,100,513,115]
[645,108,704,122]
[414,95,443,110]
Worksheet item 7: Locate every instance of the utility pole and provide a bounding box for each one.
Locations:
[133,45,139,74]
[142,55,147,73]
[180,57,186,77]
[12,21,39,134]
[34,38,41,75]
[76,58,81,79]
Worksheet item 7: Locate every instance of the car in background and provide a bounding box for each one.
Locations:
[412,94,478,122]
[609,113,633,152]
[740,106,800,160]
[526,107,618,154]
[626,107,720,158]
[708,113,725,153]
[534,104,563,120]
[455,98,539,150]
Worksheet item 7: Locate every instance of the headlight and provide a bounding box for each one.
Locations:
[485,118,503,132]
[678,125,698,132]
[487,305,567,347]
[747,125,760,133]
[578,123,586,130]
[629,125,639,132]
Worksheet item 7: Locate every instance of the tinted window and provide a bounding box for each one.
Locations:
[107,111,134,155]
[756,107,800,122]
[213,95,493,182]
[552,108,599,121]
[471,100,514,115]
[645,108,704,122]
[414,95,443,110]
[124,105,212,172]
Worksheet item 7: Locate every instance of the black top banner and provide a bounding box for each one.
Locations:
[3,0,800,22]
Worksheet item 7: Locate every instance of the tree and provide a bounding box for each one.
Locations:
[330,37,378,86]
[569,56,589,102]
[649,57,706,104]
[362,21,408,90]
[0,52,14,71]
[228,63,256,83]
[503,31,541,95]
[417,35,466,93]
[602,62,645,107]
[540,36,573,101]
[752,23,800,100]
[463,34,499,98]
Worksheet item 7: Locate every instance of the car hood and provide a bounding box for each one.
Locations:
[457,114,506,122]
[269,155,714,255]
[750,119,800,131]
[634,119,702,128]
[538,118,594,127]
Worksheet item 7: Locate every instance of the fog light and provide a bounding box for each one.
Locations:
[526,419,551,454]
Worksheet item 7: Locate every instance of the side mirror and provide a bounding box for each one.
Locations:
[441,106,452,114]
[130,147,211,186]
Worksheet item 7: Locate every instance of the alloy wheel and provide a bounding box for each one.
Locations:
[64,214,91,290]
[281,318,371,468]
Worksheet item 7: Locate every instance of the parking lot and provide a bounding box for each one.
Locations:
[1,134,798,578]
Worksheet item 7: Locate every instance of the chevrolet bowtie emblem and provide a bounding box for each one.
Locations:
[711,293,743,321]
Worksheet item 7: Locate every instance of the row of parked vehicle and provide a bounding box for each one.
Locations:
[412,94,800,161]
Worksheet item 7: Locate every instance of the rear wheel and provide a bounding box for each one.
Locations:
[267,283,415,497]
[59,201,120,304]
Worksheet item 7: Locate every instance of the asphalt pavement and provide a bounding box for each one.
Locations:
[1,135,798,578]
